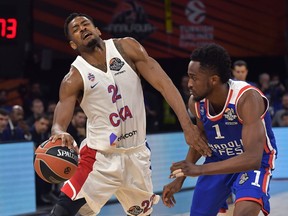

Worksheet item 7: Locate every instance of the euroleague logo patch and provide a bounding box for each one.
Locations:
[109,57,124,71]
[224,108,237,121]
[127,205,143,216]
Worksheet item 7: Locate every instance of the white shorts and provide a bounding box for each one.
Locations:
[61,142,160,216]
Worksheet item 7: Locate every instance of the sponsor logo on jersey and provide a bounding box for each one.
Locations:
[88,72,95,81]
[127,205,143,216]
[224,108,237,121]
[109,133,118,146]
[109,57,124,71]
[114,70,126,76]
[239,173,249,185]
[117,130,137,142]
[208,139,244,157]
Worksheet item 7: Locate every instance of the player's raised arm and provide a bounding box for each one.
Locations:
[120,37,212,157]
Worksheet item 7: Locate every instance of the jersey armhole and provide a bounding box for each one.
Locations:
[235,86,269,122]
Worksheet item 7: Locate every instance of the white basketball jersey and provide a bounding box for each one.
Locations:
[71,39,146,151]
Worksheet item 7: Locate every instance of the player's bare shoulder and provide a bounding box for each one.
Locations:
[60,66,84,95]
[113,37,140,70]
[238,89,265,108]
[237,88,266,121]
[63,66,81,84]
[114,37,139,48]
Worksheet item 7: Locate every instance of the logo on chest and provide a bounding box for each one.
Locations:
[109,57,124,71]
[224,108,238,125]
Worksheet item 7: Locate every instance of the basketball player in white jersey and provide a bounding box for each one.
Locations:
[49,12,211,216]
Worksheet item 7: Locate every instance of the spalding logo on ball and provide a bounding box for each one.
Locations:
[34,139,78,184]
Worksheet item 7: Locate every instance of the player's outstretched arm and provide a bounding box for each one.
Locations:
[120,37,212,157]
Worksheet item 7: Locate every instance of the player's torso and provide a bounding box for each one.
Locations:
[196,80,277,169]
[72,39,146,151]
[197,85,244,159]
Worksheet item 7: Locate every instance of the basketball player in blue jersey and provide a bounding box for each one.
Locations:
[162,44,277,216]
[48,12,211,216]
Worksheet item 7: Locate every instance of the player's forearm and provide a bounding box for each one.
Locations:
[161,83,193,132]
[199,152,261,175]
[186,147,202,164]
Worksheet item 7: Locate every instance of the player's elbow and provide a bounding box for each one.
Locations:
[247,156,262,170]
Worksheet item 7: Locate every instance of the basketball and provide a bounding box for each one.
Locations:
[34,139,78,184]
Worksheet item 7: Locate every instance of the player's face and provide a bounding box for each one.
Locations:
[187,61,213,102]
[68,16,101,50]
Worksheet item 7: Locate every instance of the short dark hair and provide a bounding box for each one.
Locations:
[233,60,248,68]
[0,108,8,116]
[64,12,94,40]
[190,43,232,83]
[35,114,50,122]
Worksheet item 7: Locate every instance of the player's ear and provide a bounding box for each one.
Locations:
[95,27,102,36]
[211,75,220,85]
[70,41,77,50]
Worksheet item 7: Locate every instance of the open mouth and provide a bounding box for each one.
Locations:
[82,32,92,40]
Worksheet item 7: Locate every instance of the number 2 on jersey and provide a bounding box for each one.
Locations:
[108,84,122,103]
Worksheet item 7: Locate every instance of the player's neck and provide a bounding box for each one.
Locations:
[207,83,229,114]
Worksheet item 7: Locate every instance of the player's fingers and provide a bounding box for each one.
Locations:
[72,141,80,154]
[60,134,69,147]
[198,138,212,156]
[170,161,185,171]
[162,187,169,201]
[194,143,210,157]
[193,144,205,156]
[170,169,184,178]
[171,195,176,205]
[201,144,212,157]
[172,169,182,176]
[51,135,62,143]
[163,194,174,207]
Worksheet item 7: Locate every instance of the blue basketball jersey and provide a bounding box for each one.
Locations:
[195,80,277,169]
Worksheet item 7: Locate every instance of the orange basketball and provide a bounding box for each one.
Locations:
[34,139,78,184]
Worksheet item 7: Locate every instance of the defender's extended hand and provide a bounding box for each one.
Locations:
[169,160,201,178]
[162,177,185,208]
[184,125,211,157]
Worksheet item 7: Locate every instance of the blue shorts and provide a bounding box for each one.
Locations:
[190,167,272,216]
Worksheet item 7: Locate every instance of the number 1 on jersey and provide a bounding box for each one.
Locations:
[212,124,225,139]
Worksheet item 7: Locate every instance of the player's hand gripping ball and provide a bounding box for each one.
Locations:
[34,139,78,184]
